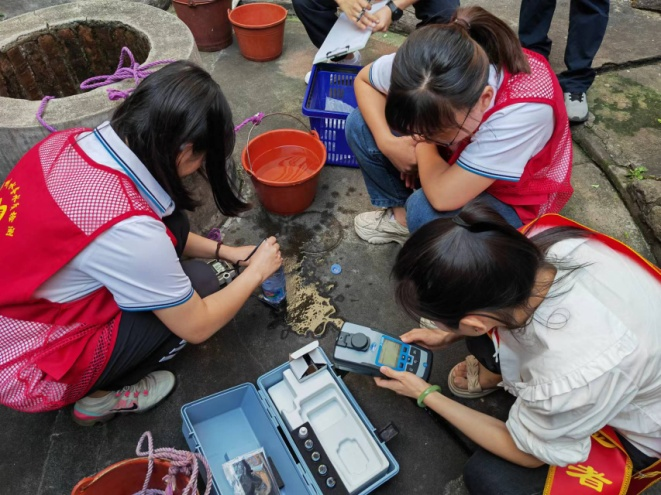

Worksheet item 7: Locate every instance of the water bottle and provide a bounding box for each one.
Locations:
[261,266,286,305]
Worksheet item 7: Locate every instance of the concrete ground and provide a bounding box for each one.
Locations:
[0,2,660,495]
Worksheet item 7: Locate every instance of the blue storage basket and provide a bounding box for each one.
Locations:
[302,63,362,168]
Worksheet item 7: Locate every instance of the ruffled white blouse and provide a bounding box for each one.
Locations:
[499,237,661,467]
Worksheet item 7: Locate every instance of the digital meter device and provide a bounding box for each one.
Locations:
[333,322,432,381]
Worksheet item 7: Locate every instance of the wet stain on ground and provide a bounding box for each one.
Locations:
[337,206,355,215]
[331,191,340,198]
[254,209,343,257]
[325,202,335,209]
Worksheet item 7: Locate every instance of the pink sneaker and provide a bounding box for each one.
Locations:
[72,371,175,426]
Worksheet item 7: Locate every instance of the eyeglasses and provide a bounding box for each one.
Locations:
[417,108,474,148]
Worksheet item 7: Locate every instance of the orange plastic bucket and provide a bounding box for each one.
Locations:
[241,115,327,215]
[173,0,233,52]
[71,458,196,495]
[228,3,287,62]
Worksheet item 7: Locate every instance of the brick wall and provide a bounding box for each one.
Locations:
[0,22,150,100]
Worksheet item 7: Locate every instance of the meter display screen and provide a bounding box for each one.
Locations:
[378,339,402,367]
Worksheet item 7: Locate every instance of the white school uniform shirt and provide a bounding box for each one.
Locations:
[35,122,194,311]
[497,237,661,467]
[368,53,554,182]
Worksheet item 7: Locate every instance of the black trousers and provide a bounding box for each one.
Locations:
[462,334,658,495]
[518,0,609,93]
[292,0,459,50]
[91,210,219,391]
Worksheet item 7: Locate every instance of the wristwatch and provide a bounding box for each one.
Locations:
[386,0,403,21]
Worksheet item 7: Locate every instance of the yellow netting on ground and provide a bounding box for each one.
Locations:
[283,257,343,337]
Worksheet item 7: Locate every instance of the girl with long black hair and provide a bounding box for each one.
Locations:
[374,202,661,494]
[346,6,573,246]
[0,61,282,424]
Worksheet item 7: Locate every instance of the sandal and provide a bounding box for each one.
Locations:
[447,355,500,399]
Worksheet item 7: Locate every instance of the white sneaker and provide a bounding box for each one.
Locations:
[305,51,362,84]
[354,208,409,245]
[72,370,176,426]
[564,92,589,123]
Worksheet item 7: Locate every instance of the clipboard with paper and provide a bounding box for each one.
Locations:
[312,0,388,65]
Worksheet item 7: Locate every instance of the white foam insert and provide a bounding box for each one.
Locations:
[268,369,388,494]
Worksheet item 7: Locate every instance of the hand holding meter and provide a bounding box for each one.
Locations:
[333,322,432,381]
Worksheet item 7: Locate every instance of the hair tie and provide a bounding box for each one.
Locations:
[453,18,471,31]
[452,216,471,228]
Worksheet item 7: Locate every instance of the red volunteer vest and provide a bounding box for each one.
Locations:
[450,50,573,224]
[521,215,661,495]
[0,129,161,412]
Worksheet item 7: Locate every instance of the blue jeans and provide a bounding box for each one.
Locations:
[345,109,523,233]
[519,0,610,93]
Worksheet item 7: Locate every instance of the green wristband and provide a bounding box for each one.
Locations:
[417,384,441,408]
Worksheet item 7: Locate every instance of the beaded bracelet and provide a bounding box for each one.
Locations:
[417,384,441,408]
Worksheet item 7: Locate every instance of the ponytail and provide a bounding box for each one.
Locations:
[386,6,529,137]
[452,6,530,75]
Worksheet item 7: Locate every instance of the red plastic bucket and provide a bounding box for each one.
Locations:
[228,3,287,62]
[173,0,233,52]
[71,458,196,495]
[241,115,327,215]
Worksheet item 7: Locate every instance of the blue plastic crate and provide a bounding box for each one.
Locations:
[302,63,362,168]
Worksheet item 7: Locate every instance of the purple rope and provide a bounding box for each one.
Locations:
[36,47,174,133]
[206,228,223,242]
[36,96,57,133]
[80,47,175,100]
[234,112,264,133]
[132,431,213,495]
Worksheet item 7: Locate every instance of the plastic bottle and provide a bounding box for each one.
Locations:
[261,266,286,305]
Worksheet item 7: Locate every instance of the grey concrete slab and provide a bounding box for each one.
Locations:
[563,153,653,260]
[573,62,661,261]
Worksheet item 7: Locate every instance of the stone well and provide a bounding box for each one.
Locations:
[0,0,200,180]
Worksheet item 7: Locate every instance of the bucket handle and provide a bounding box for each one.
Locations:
[185,0,216,7]
[244,112,318,175]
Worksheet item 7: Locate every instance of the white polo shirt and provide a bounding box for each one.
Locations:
[501,238,661,466]
[369,53,555,182]
[35,123,194,311]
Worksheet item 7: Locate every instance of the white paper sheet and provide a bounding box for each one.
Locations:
[313,1,388,65]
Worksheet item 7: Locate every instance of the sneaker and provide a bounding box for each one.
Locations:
[564,92,589,123]
[72,370,176,426]
[305,51,362,84]
[354,208,409,245]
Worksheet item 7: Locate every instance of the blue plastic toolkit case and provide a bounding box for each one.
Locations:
[181,344,399,494]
